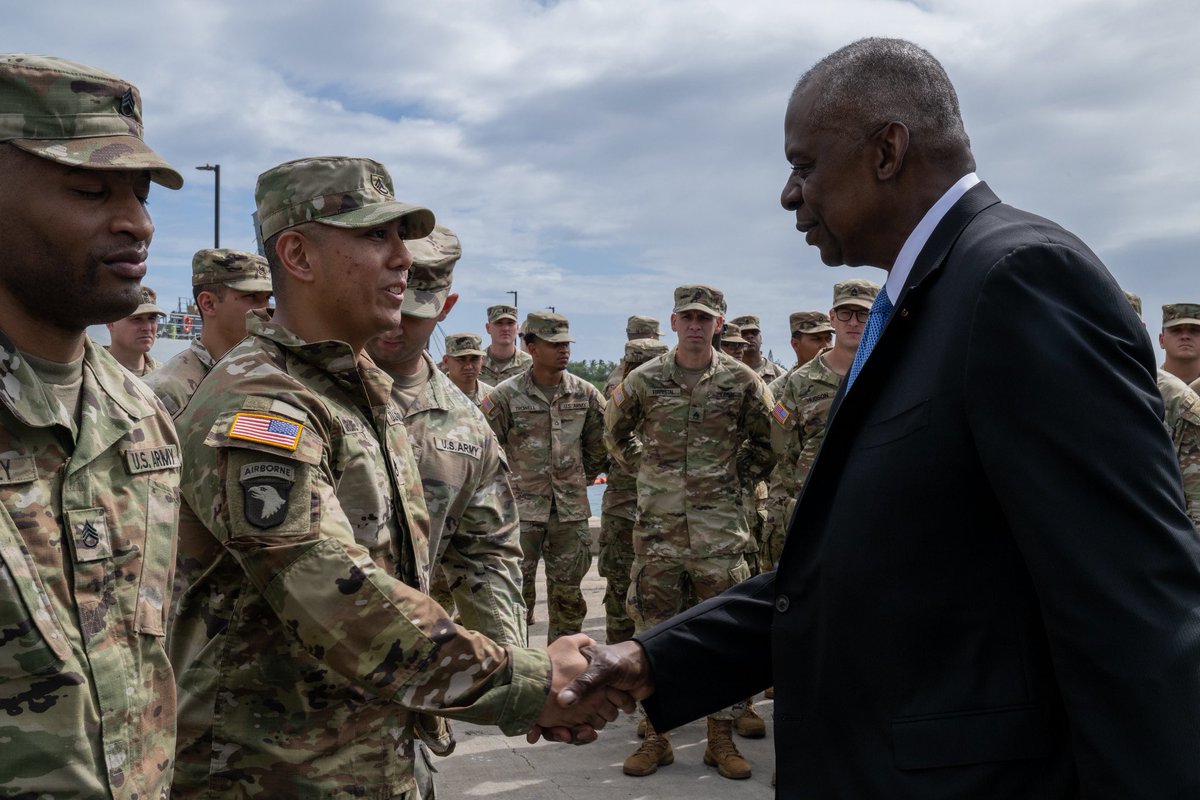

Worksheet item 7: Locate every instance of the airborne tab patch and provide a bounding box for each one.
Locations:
[228,413,303,451]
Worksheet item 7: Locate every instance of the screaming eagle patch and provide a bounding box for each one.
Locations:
[240,462,296,529]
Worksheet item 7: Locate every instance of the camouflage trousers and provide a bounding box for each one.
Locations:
[629,553,753,720]
[520,511,592,644]
[597,513,636,644]
[761,495,795,572]
[428,565,455,617]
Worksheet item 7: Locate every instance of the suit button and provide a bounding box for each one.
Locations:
[775,595,790,613]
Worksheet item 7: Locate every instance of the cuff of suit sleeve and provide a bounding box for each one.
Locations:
[495,646,552,736]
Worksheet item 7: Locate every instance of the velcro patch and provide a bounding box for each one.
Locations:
[772,401,791,426]
[480,394,497,416]
[560,401,589,411]
[611,383,626,406]
[228,413,303,451]
[239,463,295,529]
[433,438,482,459]
[0,455,37,485]
[124,445,181,474]
[651,387,681,397]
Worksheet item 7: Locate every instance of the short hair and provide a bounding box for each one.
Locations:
[793,38,975,171]
[191,282,229,310]
[523,332,541,346]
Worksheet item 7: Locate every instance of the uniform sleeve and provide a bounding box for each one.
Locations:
[603,376,644,474]
[1170,391,1200,532]
[440,433,528,647]
[736,378,777,484]
[190,402,550,735]
[582,386,609,482]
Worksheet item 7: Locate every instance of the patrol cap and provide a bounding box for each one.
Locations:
[254,156,435,242]
[1162,303,1200,328]
[444,332,485,357]
[833,278,880,309]
[523,311,573,343]
[488,304,518,323]
[626,315,661,338]
[790,311,833,335]
[673,284,724,317]
[625,337,669,364]
[0,54,183,189]
[192,248,272,292]
[402,224,461,319]
[1123,291,1142,317]
[721,322,749,346]
[131,285,165,317]
[729,314,761,332]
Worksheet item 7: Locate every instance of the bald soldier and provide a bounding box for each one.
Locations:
[1161,303,1200,386]
[481,304,532,384]
[0,53,183,798]
[105,284,165,375]
[729,314,785,381]
[442,333,493,405]
[146,248,273,418]
[168,157,617,798]
[484,312,608,641]
[603,315,662,396]
[606,284,775,780]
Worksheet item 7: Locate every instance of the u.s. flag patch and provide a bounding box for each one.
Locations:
[611,382,626,407]
[480,394,497,416]
[228,413,304,451]
[772,401,790,426]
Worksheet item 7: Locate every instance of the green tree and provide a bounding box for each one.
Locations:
[567,358,618,391]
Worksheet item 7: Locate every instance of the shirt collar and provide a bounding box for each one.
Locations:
[885,172,980,300]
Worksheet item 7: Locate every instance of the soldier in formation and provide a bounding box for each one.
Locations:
[442,332,492,405]
[718,321,748,359]
[481,303,532,384]
[1160,302,1200,387]
[602,314,662,396]
[729,313,785,381]
[105,285,165,376]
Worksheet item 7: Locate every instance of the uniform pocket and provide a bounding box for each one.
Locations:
[135,479,180,636]
[0,542,69,674]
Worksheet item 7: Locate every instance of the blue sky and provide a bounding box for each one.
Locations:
[11,0,1197,362]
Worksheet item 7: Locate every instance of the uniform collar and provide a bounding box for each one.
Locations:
[404,352,455,416]
[661,346,719,384]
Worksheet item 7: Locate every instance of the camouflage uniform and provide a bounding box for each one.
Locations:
[1158,370,1200,531]
[599,338,668,644]
[443,332,493,407]
[729,314,785,382]
[603,316,661,394]
[462,380,493,406]
[481,305,531,384]
[0,53,183,799]
[105,286,167,377]
[146,248,272,419]
[483,313,607,643]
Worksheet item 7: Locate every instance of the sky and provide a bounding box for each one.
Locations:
[9,0,1198,362]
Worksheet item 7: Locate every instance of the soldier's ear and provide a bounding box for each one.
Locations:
[274,229,317,286]
[438,292,459,322]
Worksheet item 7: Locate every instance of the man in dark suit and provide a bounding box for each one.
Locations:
[555,38,1200,798]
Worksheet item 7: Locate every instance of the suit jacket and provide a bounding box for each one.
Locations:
[639,183,1200,798]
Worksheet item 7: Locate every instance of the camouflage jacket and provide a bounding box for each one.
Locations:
[0,330,179,799]
[400,354,526,646]
[601,363,637,521]
[144,338,214,419]
[481,347,532,385]
[1158,369,1200,529]
[605,349,776,557]
[484,370,608,523]
[461,378,493,407]
[169,312,550,799]
[750,357,785,382]
[770,349,841,502]
[104,346,161,377]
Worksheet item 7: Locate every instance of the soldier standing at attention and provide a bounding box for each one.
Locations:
[481,304,531,384]
[484,312,607,641]
[146,248,273,418]
[0,53,183,799]
[602,315,661,396]
[365,224,526,648]
[766,279,879,569]
[105,285,166,376]
[598,337,669,645]
[1160,303,1200,386]
[729,314,785,381]
[169,157,617,798]
[442,332,492,405]
[606,284,775,780]
[718,322,749,359]
[785,310,834,373]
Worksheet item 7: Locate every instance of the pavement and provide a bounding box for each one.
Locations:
[433,522,777,799]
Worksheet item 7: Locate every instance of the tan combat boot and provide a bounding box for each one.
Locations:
[733,701,766,738]
[623,720,673,777]
[704,717,752,779]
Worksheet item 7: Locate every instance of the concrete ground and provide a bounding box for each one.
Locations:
[433,532,777,799]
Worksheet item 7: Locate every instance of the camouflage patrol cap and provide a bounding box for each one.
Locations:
[790,310,833,335]
[833,278,880,310]
[729,314,761,332]
[255,156,435,242]
[1163,303,1200,328]
[0,54,183,189]
[626,315,661,338]
[1124,291,1142,317]
[625,337,669,364]
[402,224,462,319]
[488,304,518,323]
[192,248,272,292]
[524,311,574,343]
[444,332,486,357]
[131,285,165,317]
[721,322,749,346]
[673,284,724,317]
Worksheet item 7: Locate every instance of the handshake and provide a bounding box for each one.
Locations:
[530,635,656,744]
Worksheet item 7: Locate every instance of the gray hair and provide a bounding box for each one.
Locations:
[793,38,974,170]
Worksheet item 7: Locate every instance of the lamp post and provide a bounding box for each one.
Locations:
[195,163,220,248]
[507,290,518,312]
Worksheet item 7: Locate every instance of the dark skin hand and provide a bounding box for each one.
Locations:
[528,641,654,744]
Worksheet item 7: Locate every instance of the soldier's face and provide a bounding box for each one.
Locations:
[721,341,745,358]
[487,317,518,345]
[791,330,832,364]
[1161,324,1199,361]
[672,310,720,357]
[741,327,762,354]
[206,288,272,345]
[108,312,159,353]
[529,339,570,372]
[0,147,154,332]
[830,304,866,351]
[446,354,483,386]
[365,313,437,371]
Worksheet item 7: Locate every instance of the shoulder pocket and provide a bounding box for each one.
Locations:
[0,511,71,672]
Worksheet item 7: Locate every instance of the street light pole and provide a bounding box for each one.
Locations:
[195,163,220,248]
[507,290,518,312]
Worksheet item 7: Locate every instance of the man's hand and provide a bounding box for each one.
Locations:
[528,634,636,745]
[559,640,654,707]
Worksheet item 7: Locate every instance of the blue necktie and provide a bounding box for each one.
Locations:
[846,288,893,390]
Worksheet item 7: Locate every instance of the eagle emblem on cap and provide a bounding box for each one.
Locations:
[370,174,392,197]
